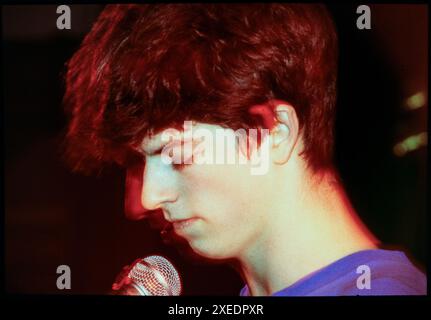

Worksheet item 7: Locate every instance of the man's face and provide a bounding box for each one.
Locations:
[134,122,273,260]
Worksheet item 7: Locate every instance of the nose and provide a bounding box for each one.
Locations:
[140,157,178,212]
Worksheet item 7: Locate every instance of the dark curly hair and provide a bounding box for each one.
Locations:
[62,4,338,174]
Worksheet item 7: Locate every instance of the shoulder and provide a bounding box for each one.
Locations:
[340,249,427,296]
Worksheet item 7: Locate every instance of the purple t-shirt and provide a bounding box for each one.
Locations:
[240,249,427,296]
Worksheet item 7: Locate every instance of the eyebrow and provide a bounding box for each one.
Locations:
[144,144,167,156]
[140,133,173,156]
[142,136,197,156]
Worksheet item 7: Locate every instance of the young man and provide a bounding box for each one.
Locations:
[63,4,426,295]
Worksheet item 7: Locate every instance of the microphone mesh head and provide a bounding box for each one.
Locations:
[128,255,182,296]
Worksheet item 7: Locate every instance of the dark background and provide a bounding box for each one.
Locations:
[3,4,428,295]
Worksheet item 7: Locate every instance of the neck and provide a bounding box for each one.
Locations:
[237,167,379,296]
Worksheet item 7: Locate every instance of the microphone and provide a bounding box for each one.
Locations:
[112,255,182,296]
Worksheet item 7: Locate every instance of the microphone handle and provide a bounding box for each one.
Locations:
[110,281,151,296]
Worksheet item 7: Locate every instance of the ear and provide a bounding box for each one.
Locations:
[248,100,299,165]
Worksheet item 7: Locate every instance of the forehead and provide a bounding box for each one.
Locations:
[137,122,227,154]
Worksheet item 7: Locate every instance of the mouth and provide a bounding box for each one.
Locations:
[171,218,198,231]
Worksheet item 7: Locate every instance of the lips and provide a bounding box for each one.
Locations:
[171,218,198,231]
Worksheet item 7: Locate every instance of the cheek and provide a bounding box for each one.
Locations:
[184,164,261,225]
[180,165,270,258]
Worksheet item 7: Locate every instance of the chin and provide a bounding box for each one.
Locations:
[188,239,236,261]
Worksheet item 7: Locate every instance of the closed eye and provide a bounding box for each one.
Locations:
[170,141,194,170]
